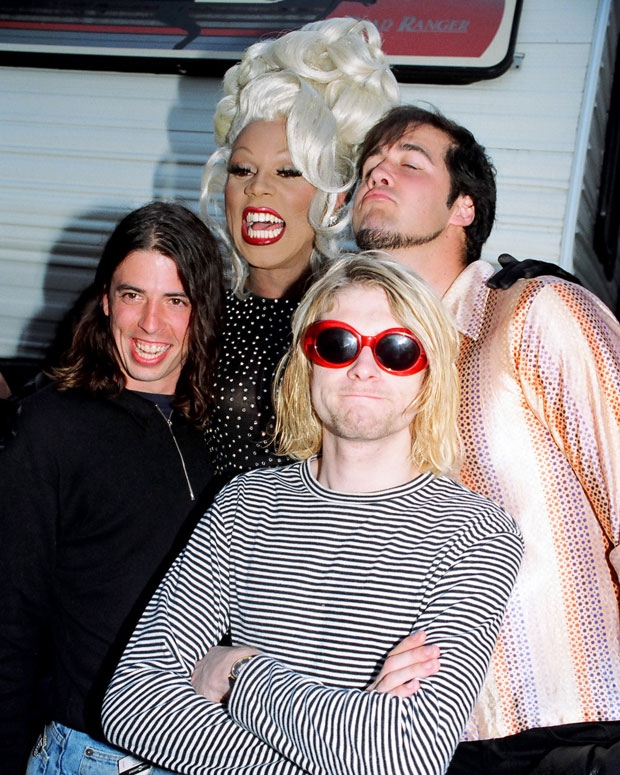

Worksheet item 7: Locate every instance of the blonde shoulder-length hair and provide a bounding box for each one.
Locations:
[274,253,462,476]
[200,17,400,297]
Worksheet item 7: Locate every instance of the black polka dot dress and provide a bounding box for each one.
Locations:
[206,290,300,482]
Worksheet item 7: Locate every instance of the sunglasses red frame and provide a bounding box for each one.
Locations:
[302,319,428,375]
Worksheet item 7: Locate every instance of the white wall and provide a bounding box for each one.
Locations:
[0,0,616,359]
[0,68,221,357]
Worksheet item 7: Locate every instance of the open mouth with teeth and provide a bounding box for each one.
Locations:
[242,207,285,245]
[132,339,172,363]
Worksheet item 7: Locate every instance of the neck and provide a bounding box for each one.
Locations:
[248,267,311,300]
[313,435,422,493]
[386,233,467,298]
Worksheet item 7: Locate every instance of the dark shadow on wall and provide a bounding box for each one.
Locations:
[10,208,121,391]
[152,73,232,285]
[151,74,218,212]
[7,74,217,395]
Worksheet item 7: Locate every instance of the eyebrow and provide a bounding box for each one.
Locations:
[398,142,434,163]
[230,145,290,159]
[115,283,189,299]
[363,140,434,166]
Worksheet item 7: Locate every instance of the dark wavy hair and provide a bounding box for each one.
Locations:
[357,105,496,264]
[52,202,224,429]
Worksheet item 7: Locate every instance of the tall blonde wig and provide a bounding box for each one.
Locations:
[200,18,400,296]
[274,253,462,476]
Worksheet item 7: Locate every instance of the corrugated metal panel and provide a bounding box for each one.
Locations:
[0,0,616,361]
[573,0,620,308]
[399,1,600,271]
[0,67,221,358]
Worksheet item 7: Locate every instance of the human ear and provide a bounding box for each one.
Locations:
[450,194,475,227]
[102,292,110,317]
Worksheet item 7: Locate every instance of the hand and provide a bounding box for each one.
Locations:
[191,644,258,703]
[487,253,582,289]
[366,631,440,698]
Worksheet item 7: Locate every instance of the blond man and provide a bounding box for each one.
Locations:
[103,254,522,775]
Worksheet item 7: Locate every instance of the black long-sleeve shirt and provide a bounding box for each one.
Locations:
[0,384,215,773]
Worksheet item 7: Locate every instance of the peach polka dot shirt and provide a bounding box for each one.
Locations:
[444,260,620,740]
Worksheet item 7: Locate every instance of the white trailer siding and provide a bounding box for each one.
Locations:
[400,0,615,291]
[0,69,221,357]
[0,0,617,359]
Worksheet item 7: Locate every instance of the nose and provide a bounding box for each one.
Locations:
[138,300,164,334]
[244,170,272,196]
[366,158,393,188]
[347,345,380,379]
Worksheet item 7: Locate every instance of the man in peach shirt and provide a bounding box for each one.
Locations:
[353,104,620,774]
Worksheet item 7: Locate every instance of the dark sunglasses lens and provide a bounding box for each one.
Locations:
[315,328,359,364]
[375,334,421,371]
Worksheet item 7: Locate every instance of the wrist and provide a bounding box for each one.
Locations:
[228,654,255,694]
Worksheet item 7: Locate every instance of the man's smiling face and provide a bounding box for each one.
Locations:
[103,249,191,395]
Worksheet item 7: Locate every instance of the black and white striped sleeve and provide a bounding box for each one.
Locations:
[101,501,291,773]
[226,525,522,775]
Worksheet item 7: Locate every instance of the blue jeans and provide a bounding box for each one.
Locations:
[26,721,172,775]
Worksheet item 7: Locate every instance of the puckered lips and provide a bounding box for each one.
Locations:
[360,187,394,207]
[131,338,172,365]
[242,206,285,245]
[340,390,385,401]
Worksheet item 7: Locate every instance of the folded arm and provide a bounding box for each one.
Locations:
[226,530,522,775]
[104,511,522,775]
[192,630,440,704]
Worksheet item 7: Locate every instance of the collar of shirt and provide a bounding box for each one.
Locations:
[442,260,494,341]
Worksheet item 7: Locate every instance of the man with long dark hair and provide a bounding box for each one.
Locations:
[0,201,224,774]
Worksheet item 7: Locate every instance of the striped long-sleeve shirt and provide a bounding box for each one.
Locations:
[102,462,523,775]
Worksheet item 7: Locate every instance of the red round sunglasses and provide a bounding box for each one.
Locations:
[302,320,428,376]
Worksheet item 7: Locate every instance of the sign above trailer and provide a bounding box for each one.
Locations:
[0,0,522,83]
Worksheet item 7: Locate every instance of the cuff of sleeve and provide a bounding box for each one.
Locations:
[610,546,620,579]
[228,653,270,707]
[228,656,312,732]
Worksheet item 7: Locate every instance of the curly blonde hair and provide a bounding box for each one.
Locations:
[200,18,400,296]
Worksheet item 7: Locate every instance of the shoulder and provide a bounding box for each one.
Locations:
[226,289,298,316]
[224,289,240,309]
[468,273,619,367]
[0,383,98,459]
[495,275,615,324]
[6,385,155,445]
[425,475,522,540]
[223,461,303,489]
[213,462,304,504]
[501,279,620,362]
[13,382,88,423]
